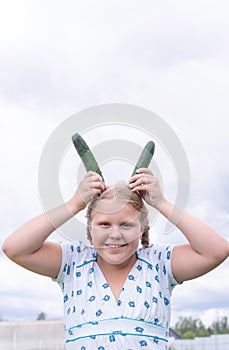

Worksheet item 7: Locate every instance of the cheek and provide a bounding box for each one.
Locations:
[90,228,105,243]
[123,229,142,243]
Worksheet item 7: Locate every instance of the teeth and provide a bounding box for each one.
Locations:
[107,244,122,248]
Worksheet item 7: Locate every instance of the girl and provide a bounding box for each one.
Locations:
[2,169,229,349]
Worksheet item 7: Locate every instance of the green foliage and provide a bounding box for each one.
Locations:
[36,312,46,321]
[174,315,229,339]
[211,316,229,334]
[182,331,196,339]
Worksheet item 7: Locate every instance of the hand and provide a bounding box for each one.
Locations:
[69,171,106,212]
[129,168,164,210]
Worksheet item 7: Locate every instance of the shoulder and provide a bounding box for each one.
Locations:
[59,241,96,264]
[137,243,174,263]
[54,241,96,283]
[137,244,179,287]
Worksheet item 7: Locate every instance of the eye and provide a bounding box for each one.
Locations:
[99,222,110,227]
[122,223,131,229]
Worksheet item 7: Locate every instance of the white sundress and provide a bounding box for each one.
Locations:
[54,242,179,350]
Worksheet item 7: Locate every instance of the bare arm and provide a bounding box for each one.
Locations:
[159,199,229,282]
[2,172,106,278]
[129,168,229,283]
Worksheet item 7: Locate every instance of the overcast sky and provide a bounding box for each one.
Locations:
[1,0,229,327]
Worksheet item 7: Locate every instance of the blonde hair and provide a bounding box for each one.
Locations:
[86,183,150,247]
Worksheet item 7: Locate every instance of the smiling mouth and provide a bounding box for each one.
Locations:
[105,244,127,249]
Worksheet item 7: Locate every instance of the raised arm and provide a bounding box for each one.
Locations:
[2,172,106,278]
[159,199,229,282]
[129,168,229,283]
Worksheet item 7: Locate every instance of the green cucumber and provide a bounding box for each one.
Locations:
[72,133,105,182]
[131,141,155,176]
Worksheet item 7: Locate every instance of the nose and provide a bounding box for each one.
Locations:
[109,227,122,239]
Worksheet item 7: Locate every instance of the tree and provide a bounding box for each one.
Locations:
[175,316,210,339]
[175,316,198,338]
[196,319,210,337]
[211,316,229,334]
[175,315,229,339]
[182,331,196,339]
[36,312,46,321]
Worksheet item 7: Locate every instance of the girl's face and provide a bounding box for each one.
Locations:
[90,199,143,269]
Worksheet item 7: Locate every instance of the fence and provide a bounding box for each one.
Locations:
[0,320,65,350]
[170,333,229,350]
[1,320,229,350]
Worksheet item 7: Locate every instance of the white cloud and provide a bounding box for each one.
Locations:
[171,260,229,326]
[0,256,63,321]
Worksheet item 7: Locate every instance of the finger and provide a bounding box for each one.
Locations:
[129,173,145,184]
[86,171,104,182]
[86,173,106,189]
[129,175,152,188]
[129,179,143,188]
[92,179,107,192]
[136,168,153,175]
[93,173,104,183]
[93,187,104,196]
[129,170,153,184]
[131,183,146,193]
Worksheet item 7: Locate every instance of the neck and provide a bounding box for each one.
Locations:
[96,253,137,274]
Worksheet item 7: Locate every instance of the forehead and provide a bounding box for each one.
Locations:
[92,199,140,221]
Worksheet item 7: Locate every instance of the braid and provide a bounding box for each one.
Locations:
[141,225,150,248]
[86,194,99,244]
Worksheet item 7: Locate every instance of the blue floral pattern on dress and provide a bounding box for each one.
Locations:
[54,242,179,349]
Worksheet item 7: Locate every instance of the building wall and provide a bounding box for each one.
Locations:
[0,320,65,350]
